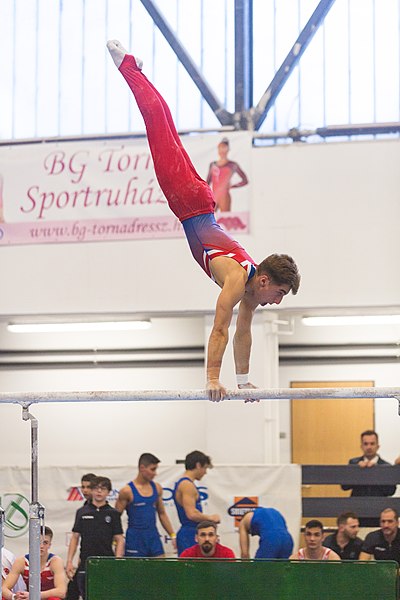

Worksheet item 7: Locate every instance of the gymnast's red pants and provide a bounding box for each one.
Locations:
[118,55,215,222]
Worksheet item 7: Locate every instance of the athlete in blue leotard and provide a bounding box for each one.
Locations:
[173,450,220,555]
[116,453,176,557]
[239,507,293,558]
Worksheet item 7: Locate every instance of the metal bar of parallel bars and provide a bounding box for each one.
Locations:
[0,387,399,404]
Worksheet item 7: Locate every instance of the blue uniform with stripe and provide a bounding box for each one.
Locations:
[124,480,164,557]
[250,507,293,558]
[173,477,202,555]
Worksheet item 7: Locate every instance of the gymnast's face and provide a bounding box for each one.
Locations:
[256,277,290,306]
[304,527,323,550]
[140,462,158,481]
[194,462,211,481]
[40,535,52,556]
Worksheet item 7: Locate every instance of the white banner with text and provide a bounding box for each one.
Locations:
[0,133,252,246]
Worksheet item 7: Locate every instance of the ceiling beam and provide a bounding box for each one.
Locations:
[140,0,233,126]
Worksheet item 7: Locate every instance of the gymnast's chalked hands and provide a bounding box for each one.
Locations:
[207,379,227,402]
[238,382,260,403]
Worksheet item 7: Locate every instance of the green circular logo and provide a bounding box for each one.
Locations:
[1,493,29,538]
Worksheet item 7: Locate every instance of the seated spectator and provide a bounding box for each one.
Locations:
[359,508,400,565]
[2,526,66,599]
[180,521,235,558]
[323,512,363,559]
[239,507,293,559]
[341,430,396,527]
[290,520,340,561]
[1,548,26,598]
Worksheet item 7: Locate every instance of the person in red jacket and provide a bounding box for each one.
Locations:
[180,521,235,559]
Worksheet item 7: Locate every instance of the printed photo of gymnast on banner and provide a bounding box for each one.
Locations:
[0,132,251,246]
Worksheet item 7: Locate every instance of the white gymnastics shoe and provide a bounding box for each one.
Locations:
[106,39,143,70]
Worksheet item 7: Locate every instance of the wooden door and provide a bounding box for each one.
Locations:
[291,380,374,536]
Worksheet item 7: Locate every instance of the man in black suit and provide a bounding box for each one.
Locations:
[342,430,396,526]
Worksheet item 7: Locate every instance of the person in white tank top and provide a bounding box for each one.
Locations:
[289,520,340,561]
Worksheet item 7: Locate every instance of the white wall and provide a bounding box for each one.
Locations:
[0,365,206,468]
[251,139,400,310]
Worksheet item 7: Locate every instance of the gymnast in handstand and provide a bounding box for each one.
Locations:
[107,40,300,402]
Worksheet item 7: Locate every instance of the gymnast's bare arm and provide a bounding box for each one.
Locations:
[115,484,133,514]
[233,295,260,402]
[233,295,255,377]
[207,259,248,402]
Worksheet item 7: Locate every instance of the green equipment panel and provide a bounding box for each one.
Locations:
[87,557,398,600]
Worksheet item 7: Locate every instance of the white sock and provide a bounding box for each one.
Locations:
[106,39,128,69]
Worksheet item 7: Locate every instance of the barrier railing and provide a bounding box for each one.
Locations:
[302,465,400,517]
[86,557,399,600]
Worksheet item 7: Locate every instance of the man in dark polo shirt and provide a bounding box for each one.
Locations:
[66,475,124,599]
[323,511,363,560]
[359,508,400,564]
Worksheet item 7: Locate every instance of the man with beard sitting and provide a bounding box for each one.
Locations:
[179,521,235,559]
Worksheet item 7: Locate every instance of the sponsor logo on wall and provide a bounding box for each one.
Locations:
[0,493,30,538]
[67,486,85,501]
[227,496,258,528]
[162,485,208,505]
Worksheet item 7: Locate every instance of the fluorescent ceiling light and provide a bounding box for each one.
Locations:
[7,320,152,333]
[302,315,400,327]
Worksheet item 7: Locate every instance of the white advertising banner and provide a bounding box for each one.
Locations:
[0,464,301,560]
[0,132,251,246]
